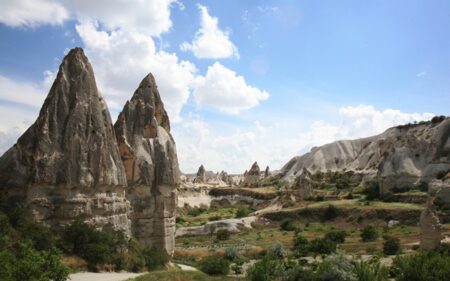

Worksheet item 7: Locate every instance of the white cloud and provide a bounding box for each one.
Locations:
[0,0,69,27]
[75,20,196,121]
[0,75,47,107]
[65,0,176,37]
[416,71,427,77]
[173,105,435,174]
[192,62,269,114]
[180,4,238,59]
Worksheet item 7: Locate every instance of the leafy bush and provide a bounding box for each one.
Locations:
[391,252,450,281]
[235,206,251,218]
[247,253,301,281]
[365,181,381,201]
[224,247,241,261]
[280,218,296,231]
[336,177,351,189]
[200,255,230,275]
[316,251,357,281]
[175,217,185,224]
[292,235,310,257]
[0,241,69,281]
[188,207,207,217]
[270,243,286,258]
[382,236,401,255]
[353,258,389,281]
[361,225,379,242]
[324,230,347,244]
[216,229,231,241]
[323,205,339,221]
[208,215,222,221]
[143,247,168,270]
[309,238,337,255]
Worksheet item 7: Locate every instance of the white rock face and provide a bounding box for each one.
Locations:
[176,216,258,237]
[420,200,443,250]
[280,118,450,193]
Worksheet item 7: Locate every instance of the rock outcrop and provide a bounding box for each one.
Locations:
[295,168,314,199]
[420,199,443,250]
[243,162,261,186]
[114,73,179,256]
[194,165,206,183]
[264,166,270,177]
[280,117,450,193]
[0,48,130,232]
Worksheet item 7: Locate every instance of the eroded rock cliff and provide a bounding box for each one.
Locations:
[281,117,450,193]
[0,48,130,232]
[114,73,179,256]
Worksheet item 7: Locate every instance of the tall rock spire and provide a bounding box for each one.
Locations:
[0,47,126,188]
[114,73,179,256]
[0,47,130,233]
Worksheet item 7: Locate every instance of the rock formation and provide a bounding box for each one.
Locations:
[280,117,450,193]
[420,199,443,250]
[264,166,270,178]
[194,165,206,183]
[0,48,180,258]
[114,73,179,256]
[0,48,130,232]
[243,162,261,186]
[295,168,314,199]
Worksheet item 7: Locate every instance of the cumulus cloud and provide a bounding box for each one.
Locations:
[174,105,435,174]
[75,20,196,121]
[0,75,47,107]
[0,0,69,27]
[192,62,269,114]
[180,5,238,59]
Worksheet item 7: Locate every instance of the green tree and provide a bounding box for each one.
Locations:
[361,225,379,242]
[200,255,230,275]
[292,235,310,257]
[382,236,401,255]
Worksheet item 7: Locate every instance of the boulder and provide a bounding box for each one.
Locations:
[420,199,443,250]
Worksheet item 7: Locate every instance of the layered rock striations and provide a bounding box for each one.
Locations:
[281,117,450,193]
[243,162,261,186]
[114,73,179,256]
[0,48,130,232]
[0,48,180,257]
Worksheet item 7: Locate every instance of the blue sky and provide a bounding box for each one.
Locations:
[0,0,449,173]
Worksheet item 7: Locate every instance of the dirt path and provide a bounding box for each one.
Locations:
[69,272,144,281]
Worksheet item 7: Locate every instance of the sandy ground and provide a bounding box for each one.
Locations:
[69,272,144,281]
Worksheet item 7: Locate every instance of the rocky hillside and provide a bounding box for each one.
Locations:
[280,117,450,193]
[0,48,179,256]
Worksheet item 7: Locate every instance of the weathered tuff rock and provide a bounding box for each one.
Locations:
[420,199,443,250]
[114,73,179,256]
[264,166,270,178]
[0,48,130,232]
[295,168,314,199]
[194,165,206,183]
[243,162,261,186]
[281,117,450,193]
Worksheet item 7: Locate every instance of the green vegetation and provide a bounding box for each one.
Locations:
[391,252,450,281]
[235,206,251,218]
[200,255,230,275]
[216,229,231,241]
[131,270,236,281]
[280,218,296,231]
[324,230,347,244]
[0,199,69,281]
[382,236,401,255]
[361,225,379,242]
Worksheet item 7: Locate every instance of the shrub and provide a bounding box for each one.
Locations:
[361,225,379,242]
[143,247,168,270]
[224,247,241,261]
[309,238,337,255]
[175,217,185,224]
[353,258,389,281]
[270,243,286,258]
[336,177,351,189]
[280,218,296,231]
[188,207,207,217]
[200,255,230,275]
[323,205,339,221]
[216,229,231,241]
[292,235,310,257]
[247,253,295,281]
[324,230,348,244]
[235,206,251,218]
[208,215,222,221]
[365,181,380,201]
[391,252,450,281]
[382,236,401,255]
[316,251,357,281]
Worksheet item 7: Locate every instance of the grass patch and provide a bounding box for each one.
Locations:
[129,269,238,281]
